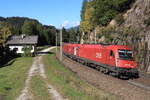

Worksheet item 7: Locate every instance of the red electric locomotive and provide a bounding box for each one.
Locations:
[63,43,139,78]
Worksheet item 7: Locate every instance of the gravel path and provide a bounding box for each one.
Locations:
[16,47,66,100]
[57,53,150,100]
[16,57,38,100]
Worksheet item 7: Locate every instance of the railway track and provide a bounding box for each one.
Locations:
[127,74,150,91]
[127,72,150,92]
[128,80,150,91]
[56,53,150,100]
[61,54,150,92]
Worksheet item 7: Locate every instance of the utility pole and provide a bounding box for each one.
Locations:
[60,26,63,61]
[56,31,58,53]
[94,28,97,44]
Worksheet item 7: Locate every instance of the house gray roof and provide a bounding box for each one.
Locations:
[6,35,38,45]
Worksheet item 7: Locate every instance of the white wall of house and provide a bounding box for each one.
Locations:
[9,45,35,54]
[31,46,35,53]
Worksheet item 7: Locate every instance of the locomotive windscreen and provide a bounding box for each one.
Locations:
[118,49,133,60]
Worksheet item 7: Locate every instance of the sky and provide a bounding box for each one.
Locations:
[0,0,83,28]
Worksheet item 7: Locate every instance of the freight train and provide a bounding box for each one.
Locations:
[62,43,139,78]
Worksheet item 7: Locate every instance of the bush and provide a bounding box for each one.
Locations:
[83,33,88,41]
[91,0,135,27]
[0,46,18,66]
[144,17,150,26]
[115,14,125,25]
[0,46,4,64]
[99,10,118,26]
[22,46,32,57]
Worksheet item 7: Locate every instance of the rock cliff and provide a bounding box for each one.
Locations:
[122,0,150,73]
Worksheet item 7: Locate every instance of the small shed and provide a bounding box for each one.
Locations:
[6,35,38,54]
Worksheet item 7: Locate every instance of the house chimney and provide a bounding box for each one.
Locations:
[21,34,26,39]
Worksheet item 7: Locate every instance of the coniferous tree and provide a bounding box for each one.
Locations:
[62,27,69,43]
[81,0,88,21]
[69,28,77,43]
[22,20,34,35]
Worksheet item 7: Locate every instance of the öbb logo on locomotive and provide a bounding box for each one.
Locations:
[96,53,102,59]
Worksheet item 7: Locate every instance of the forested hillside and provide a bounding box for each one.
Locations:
[0,17,57,46]
[0,16,79,65]
[0,17,79,46]
[80,0,150,73]
[80,0,135,43]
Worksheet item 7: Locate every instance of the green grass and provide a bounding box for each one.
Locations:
[0,57,33,100]
[30,75,52,100]
[43,54,117,100]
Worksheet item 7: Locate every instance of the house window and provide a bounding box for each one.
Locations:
[13,48,18,52]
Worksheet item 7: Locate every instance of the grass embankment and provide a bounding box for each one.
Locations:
[43,54,117,100]
[30,75,52,100]
[0,57,33,100]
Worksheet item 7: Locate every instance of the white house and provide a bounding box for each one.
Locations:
[6,35,38,54]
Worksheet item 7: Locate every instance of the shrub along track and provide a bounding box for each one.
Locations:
[56,53,150,100]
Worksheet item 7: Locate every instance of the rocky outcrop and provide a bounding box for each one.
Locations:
[124,0,150,29]
[124,0,150,42]
[123,0,150,73]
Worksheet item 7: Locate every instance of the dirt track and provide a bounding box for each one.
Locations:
[56,53,150,100]
[16,47,66,100]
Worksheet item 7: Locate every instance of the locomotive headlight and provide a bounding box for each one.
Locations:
[125,64,131,66]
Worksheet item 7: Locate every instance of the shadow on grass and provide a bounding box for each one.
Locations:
[37,51,54,55]
[0,59,16,68]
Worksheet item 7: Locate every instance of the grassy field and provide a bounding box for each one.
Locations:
[30,75,52,100]
[43,53,117,100]
[0,57,33,100]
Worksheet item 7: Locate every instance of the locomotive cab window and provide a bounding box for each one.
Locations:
[118,49,133,60]
[110,50,114,57]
